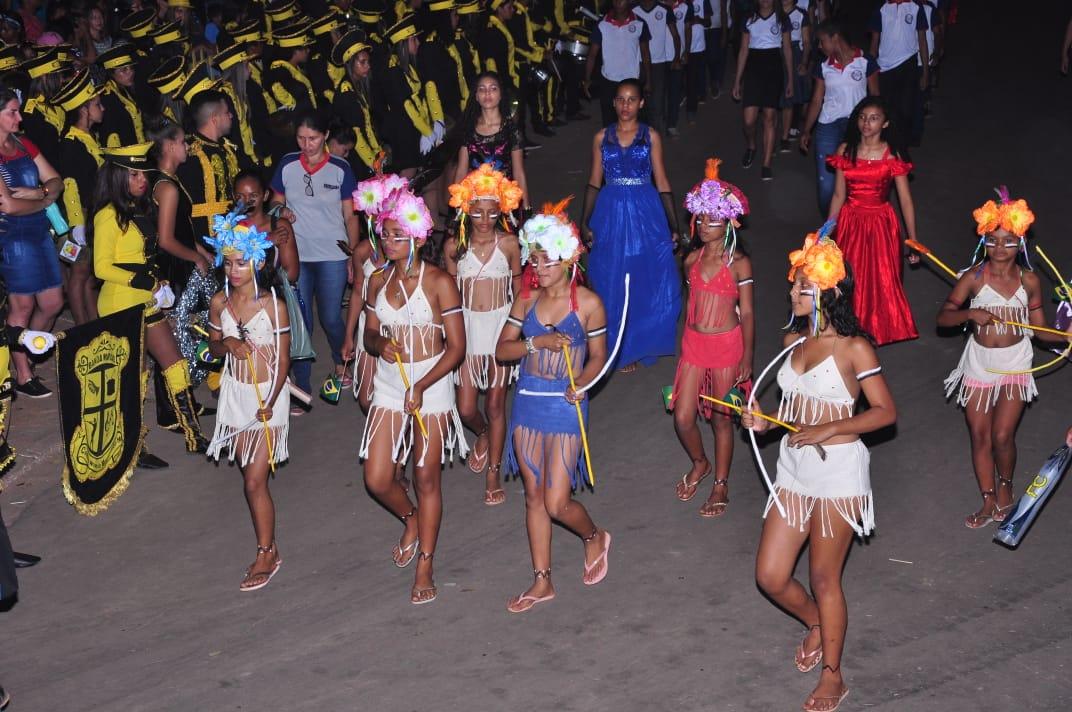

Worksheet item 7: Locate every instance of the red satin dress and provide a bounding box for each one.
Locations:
[827,150,919,345]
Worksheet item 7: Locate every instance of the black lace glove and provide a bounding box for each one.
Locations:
[580,183,600,247]
[659,191,682,244]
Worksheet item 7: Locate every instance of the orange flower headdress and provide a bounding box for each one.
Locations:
[448,163,524,249]
[969,186,1035,270]
[787,220,845,334]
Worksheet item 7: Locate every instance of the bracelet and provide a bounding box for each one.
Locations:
[41,184,49,198]
[524,337,536,355]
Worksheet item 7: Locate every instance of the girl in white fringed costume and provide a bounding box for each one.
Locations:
[204,214,291,593]
[938,189,1071,529]
[743,226,895,712]
[341,236,387,412]
[444,164,523,505]
[355,174,467,605]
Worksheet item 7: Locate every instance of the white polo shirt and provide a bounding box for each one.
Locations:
[745,11,790,50]
[813,49,879,123]
[271,151,357,262]
[632,3,675,64]
[669,1,693,57]
[869,0,928,72]
[593,13,652,81]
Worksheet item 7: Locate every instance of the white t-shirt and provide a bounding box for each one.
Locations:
[869,0,928,72]
[593,13,653,81]
[785,5,809,50]
[813,49,879,123]
[669,1,693,57]
[745,11,790,51]
[632,3,675,64]
[689,0,707,52]
[917,0,937,66]
[706,0,722,29]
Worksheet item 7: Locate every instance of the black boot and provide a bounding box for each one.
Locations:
[170,387,210,453]
[154,368,180,431]
[0,388,15,475]
[137,450,169,469]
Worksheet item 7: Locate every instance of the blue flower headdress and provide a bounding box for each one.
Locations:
[203,210,273,296]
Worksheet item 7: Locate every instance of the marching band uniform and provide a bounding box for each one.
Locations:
[96,45,145,148]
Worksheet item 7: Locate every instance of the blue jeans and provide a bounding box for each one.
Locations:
[292,259,348,393]
[814,118,848,216]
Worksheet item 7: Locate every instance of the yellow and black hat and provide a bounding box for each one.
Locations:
[427,0,456,12]
[47,44,77,64]
[272,25,313,49]
[311,9,346,36]
[174,61,220,104]
[54,68,103,112]
[213,42,251,72]
[354,0,385,25]
[102,142,154,170]
[386,13,418,44]
[0,45,20,73]
[20,48,66,79]
[96,43,138,72]
[168,0,193,8]
[149,21,186,46]
[147,56,187,95]
[456,1,481,14]
[331,29,371,66]
[265,0,299,23]
[490,0,513,10]
[229,18,264,44]
[120,8,156,39]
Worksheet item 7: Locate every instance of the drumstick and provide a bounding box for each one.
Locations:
[562,343,595,487]
[905,239,959,279]
[699,395,799,431]
[393,349,429,439]
[244,352,276,474]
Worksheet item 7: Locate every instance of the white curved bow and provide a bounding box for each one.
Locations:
[746,336,806,519]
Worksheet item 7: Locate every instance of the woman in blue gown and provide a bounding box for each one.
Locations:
[582,79,683,371]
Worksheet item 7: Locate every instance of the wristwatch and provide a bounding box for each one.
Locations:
[524,337,536,355]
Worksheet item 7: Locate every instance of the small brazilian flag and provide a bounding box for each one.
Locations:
[196,340,220,365]
[725,386,746,412]
[320,374,342,404]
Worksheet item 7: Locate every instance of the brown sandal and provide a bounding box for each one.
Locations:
[965,489,997,529]
[699,479,729,517]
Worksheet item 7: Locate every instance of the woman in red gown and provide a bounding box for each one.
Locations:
[827,96,920,346]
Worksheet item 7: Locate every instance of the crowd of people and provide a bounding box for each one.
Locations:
[5,1,1072,712]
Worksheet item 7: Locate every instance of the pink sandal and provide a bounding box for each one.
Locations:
[583,530,611,585]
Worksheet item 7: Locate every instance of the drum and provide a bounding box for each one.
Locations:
[528,64,550,86]
[564,38,588,62]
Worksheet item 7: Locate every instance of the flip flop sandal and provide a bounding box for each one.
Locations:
[484,488,506,506]
[240,560,281,592]
[467,429,489,473]
[582,530,611,586]
[676,468,711,502]
[795,624,822,672]
[803,687,849,712]
[507,592,555,613]
[699,479,729,517]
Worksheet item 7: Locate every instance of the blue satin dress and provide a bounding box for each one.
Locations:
[505,305,590,488]
[587,124,681,368]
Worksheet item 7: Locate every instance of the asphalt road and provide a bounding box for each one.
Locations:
[2,3,1071,710]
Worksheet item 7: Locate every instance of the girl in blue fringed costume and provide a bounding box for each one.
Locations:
[496,200,612,614]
